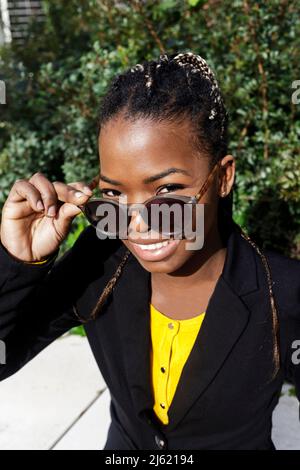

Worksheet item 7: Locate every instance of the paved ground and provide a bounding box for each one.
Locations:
[0,335,299,450]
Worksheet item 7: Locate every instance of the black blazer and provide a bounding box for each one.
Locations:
[0,220,299,450]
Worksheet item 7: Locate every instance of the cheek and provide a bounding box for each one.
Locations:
[198,201,218,238]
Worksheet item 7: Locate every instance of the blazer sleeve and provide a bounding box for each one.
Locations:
[264,249,300,405]
[0,226,95,381]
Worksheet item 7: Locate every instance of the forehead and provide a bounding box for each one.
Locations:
[98,115,207,176]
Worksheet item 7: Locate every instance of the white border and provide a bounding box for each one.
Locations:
[0,0,12,43]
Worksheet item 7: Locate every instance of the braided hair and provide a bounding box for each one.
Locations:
[75,52,280,380]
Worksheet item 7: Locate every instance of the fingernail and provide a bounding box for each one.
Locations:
[75,191,85,198]
[37,200,44,211]
[83,186,93,195]
[47,205,56,216]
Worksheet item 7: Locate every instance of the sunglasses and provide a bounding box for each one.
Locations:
[78,160,221,238]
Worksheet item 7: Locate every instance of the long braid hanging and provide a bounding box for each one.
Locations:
[72,249,132,324]
[239,228,280,381]
[90,249,132,320]
[78,51,280,380]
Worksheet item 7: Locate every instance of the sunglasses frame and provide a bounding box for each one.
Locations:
[78,160,222,233]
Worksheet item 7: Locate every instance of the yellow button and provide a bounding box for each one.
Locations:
[168,322,174,329]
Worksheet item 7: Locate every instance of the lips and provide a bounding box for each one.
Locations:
[129,238,181,262]
[135,240,170,250]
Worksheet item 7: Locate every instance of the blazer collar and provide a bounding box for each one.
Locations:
[112,220,260,432]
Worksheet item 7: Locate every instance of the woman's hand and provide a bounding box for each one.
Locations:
[0,172,93,262]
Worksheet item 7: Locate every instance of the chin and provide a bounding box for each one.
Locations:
[136,258,182,274]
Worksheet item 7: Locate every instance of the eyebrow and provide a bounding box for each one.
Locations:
[99,167,191,186]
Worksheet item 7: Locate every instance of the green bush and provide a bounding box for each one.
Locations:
[0,0,299,259]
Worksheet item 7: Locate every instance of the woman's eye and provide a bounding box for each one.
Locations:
[101,184,185,198]
[101,189,121,198]
[157,184,185,194]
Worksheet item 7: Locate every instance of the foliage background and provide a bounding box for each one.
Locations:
[0,0,300,262]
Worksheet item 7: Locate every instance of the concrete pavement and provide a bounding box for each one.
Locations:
[0,335,298,450]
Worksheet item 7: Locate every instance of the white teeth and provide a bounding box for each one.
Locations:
[136,240,170,251]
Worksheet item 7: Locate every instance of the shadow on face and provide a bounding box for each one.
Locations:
[98,113,234,274]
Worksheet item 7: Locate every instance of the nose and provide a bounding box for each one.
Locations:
[128,208,149,235]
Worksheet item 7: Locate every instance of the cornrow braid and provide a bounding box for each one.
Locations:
[84,51,281,381]
[99,51,229,164]
[172,52,224,127]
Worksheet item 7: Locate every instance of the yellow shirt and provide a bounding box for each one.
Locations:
[150,303,206,425]
[26,259,49,264]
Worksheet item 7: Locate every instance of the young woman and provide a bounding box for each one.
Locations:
[0,52,299,450]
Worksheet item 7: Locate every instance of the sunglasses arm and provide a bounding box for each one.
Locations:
[194,161,221,202]
[88,174,100,191]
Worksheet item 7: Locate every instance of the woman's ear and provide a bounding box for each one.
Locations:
[218,155,235,197]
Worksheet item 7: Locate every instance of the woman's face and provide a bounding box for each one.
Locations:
[98,113,235,274]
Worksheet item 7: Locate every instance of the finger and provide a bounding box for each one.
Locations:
[67,181,93,196]
[53,202,83,237]
[28,172,58,217]
[52,181,93,207]
[8,179,46,213]
[58,202,82,221]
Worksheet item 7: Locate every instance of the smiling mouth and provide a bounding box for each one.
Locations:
[128,238,181,261]
[130,240,171,250]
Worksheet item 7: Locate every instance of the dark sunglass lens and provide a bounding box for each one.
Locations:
[83,200,129,237]
[83,201,103,227]
[143,197,188,236]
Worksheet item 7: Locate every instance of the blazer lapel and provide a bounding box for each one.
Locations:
[162,223,260,432]
[163,274,251,431]
[113,247,153,420]
[113,221,260,432]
